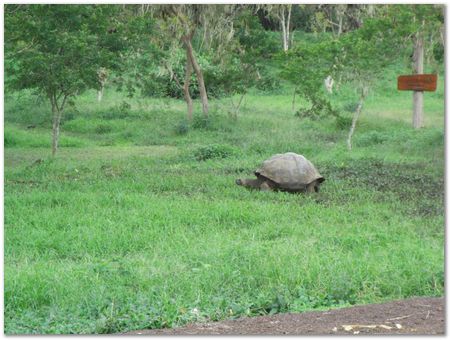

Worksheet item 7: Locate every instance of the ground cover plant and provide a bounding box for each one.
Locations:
[4,4,444,335]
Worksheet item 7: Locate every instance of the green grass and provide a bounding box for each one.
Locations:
[4,80,444,334]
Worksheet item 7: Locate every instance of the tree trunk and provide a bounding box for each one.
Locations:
[286,5,292,45]
[183,52,193,121]
[230,92,246,119]
[97,68,108,103]
[51,102,62,157]
[324,75,334,94]
[412,34,424,129]
[279,6,289,52]
[292,87,297,111]
[347,86,368,150]
[49,92,69,156]
[184,37,209,117]
[97,88,104,102]
[337,13,343,36]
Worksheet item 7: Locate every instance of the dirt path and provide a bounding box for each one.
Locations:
[124,297,444,335]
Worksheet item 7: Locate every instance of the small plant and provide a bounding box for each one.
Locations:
[194,144,238,161]
[335,115,353,130]
[192,116,211,130]
[95,124,113,134]
[174,120,189,135]
[119,101,131,112]
[342,101,360,113]
[295,94,339,120]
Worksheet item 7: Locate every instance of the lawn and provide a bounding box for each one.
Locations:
[4,81,444,334]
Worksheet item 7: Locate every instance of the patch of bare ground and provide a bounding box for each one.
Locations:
[123,297,444,335]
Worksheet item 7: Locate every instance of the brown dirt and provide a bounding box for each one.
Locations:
[123,297,444,335]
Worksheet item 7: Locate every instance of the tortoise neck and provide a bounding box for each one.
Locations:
[242,178,264,189]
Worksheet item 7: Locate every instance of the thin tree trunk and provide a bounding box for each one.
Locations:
[97,88,104,102]
[412,33,424,129]
[183,52,193,121]
[51,97,62,156]
[97,68,108,103]
[185,37,209,117]
[336,5,345,36]
[230,92,246,119]
[347,86,368,150]
[286,5,292,50]
[280,8,288,52]
[292,87,297,111]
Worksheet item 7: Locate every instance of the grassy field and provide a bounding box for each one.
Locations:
[4,73,444,334]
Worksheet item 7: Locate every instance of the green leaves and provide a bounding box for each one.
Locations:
[5,5,130,98]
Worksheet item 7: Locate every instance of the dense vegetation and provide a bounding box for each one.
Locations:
[4,4,444,334]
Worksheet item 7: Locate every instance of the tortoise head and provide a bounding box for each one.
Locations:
[314,177,325,192]
[235,179,243,186]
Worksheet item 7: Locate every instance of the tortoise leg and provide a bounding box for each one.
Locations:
[260,181,273,191]
[306,181,316,193]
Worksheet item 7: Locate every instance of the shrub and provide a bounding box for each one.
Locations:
[174,120,189,135]
[192,116,211,130]
[255,74,281,92]
[295,94,339,120]
[342,101,359,113]
[95,124,113,134]
[194,144,239,161]
[335,115,353,130]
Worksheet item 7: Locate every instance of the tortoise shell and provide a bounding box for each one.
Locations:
[255,152,324,190]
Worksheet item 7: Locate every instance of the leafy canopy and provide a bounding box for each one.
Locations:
[5,5,129,100]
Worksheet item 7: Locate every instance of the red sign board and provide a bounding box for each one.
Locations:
[397,74,437,92]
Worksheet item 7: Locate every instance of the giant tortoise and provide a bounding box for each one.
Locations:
[236,152,325,193]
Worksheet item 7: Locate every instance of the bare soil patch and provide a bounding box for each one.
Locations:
[124,297,444,335]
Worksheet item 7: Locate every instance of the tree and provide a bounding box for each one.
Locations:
[387,5,444,128]
[280,37,341,120]
[159,4,210,120]
[148,5,239,121]
[264,4,293,52]
[337,17,401,150]
[5,4,130,155]
[281,9,403,149]
[97,67,108,102]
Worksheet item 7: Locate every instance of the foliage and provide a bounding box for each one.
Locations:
[4,5,129,96]
[335,115,353,131]
[174,120,190,135]
[280,37,341,119]
[193,144,239,161]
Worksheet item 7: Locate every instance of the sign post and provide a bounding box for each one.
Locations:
[397,74,437,128]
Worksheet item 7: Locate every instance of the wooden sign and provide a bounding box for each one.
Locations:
[397,74,437,92]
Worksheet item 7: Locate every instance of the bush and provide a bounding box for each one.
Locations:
[174,120,189,135]
[295,94,339,120]
[342,101,359,113]
[194,144,239,161]
[255,74,281,92]
[192,116,211,130]
[94,124,113,134]
[335,115,353,130]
